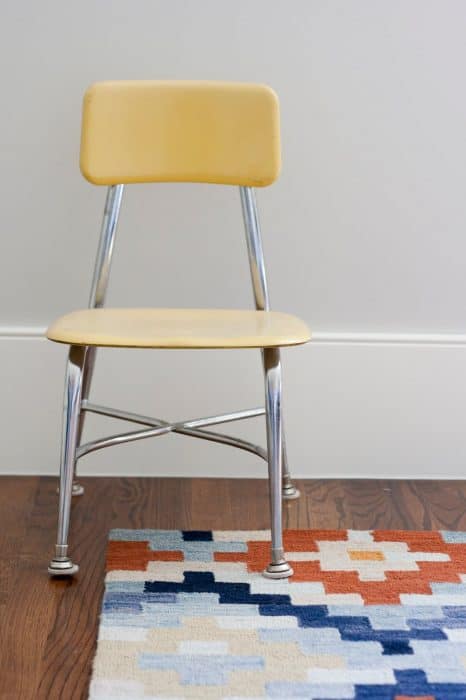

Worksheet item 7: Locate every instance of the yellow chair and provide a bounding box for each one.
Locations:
[47,81,310,579]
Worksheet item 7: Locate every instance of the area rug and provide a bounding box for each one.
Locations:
[89,529,466,699]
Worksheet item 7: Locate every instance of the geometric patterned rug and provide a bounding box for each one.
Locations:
[88,529,466,699]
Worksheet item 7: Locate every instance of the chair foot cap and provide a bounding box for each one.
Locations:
[263,561,293,579]
[282,484,301,500]
[48,558,79,577]
[72,482,85,496]
[56,482,85,497]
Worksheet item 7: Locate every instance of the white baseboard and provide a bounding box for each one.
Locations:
[2,327,466,479]
[4,326,466,345]
[313,331,466,346]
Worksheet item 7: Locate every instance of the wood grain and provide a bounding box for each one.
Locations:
[1,475,466,699]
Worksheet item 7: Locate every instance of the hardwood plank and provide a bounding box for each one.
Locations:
[1,475,466,699]
[0,476,38,608]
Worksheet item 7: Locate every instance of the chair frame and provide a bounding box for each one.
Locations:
[48,184,300,580]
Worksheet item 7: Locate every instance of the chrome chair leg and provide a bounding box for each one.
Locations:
[262,348,293,579]
[281,425,301,500]
[58,347,93,497]
[48,345,86,576]
[72,345,97,496]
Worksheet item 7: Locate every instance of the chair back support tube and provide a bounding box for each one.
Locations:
[240,186,270,311]
[88,185,124,308]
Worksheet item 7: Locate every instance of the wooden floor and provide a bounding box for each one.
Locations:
[2,476,466,699]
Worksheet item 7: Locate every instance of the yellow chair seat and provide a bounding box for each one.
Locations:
[46,308,311,349]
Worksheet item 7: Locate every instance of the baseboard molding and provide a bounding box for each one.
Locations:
[313,331,466,346]
[2,326,466,346]
[4,469,466,482]
[2,327,466,479]
[0,326,46,338]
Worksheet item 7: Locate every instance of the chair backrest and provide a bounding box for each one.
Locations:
[80,81,281,187]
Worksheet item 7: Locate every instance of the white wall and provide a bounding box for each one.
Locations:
[2,1,466,478]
